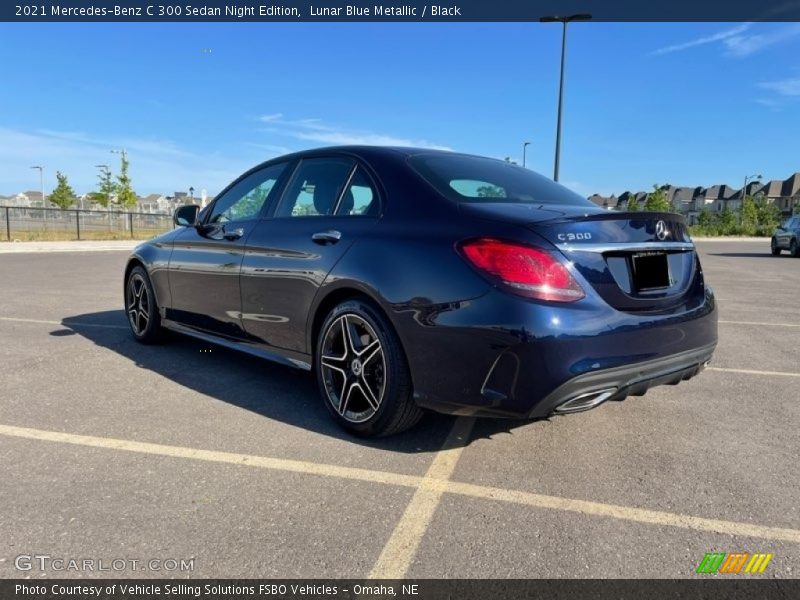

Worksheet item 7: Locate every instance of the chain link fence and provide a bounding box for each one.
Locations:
[2,206,174,241]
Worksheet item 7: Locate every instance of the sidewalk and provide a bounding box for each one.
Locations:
[0,240,140,253]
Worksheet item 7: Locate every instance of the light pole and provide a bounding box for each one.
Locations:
[111,149,129,229]
[540,13,592,182]
[522,141,531,168]
[189,186,195,202]
[30,165,45,228]
[742,173,762,203]
[95,164,111,208]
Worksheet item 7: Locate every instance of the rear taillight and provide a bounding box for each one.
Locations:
[459,238,584,302]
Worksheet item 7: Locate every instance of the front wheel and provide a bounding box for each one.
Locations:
[771,238,781,256]
[125,265,164,343]
[791,239,800,258]
[315,299,423,437]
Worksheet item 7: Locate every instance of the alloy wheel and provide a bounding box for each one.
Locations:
[319,313,386,423]
[126,272,151,336]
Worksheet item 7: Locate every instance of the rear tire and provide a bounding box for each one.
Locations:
[315,299,423,437]
[125,265,164,344]
[771,238,781,256]
[791,239,800,258]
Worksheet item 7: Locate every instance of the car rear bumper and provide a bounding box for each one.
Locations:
[404,285,718,418]
[524,342,715,418]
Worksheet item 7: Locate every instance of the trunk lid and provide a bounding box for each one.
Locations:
[461,203,701,312]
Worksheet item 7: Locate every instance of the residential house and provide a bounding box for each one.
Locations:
[781,173,800,216]
[588,171,800,222]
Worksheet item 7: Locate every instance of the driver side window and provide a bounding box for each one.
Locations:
[208,163,287,224]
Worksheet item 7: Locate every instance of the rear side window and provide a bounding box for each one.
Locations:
[336,167,379,216]
[276,158,354,217]
[409,153,592,207]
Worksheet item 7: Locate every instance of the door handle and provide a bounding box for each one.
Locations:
[312,230,342,245]
[223,228,244,241]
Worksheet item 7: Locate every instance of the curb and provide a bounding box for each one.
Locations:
[692,237,770,242]
[0,240,140,253]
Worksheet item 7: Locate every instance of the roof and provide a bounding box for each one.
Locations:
[672,187,694,203]
[704,185,737,200]
[782,173,800,197]
[760,180,783,197]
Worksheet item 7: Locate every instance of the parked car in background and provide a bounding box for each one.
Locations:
[771,216,800,256]
[124,146,718,436]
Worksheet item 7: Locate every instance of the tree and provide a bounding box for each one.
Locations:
[89,167,115,208]
[115,154,137,208]
[477,184,506,198]
[697,208,714,231]
[740,195,758,235]
[718,208,736,234]
[755,197,781,235]
[49,171,77,209]
[644,185,672,212]
[625,195,639,212]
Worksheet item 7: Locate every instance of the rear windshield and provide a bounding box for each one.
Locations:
[408,153,592,207]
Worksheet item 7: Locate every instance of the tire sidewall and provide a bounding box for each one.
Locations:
[315,299,409,436]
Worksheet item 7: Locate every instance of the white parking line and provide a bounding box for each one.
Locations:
[2,423,799,548]
[0,316,128,329]
[444,481,800,544]
[0,423,422,488]
[707,366,800,378]
[719,319,800,328]
[369,417,475,579]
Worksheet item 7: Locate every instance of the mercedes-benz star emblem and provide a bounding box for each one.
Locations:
[655,220,669,241]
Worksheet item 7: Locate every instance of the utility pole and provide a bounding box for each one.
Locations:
[522,141,531,168]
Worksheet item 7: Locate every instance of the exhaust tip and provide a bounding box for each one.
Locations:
[554,388,617,414]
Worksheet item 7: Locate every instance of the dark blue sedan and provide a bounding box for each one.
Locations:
[124,147,717,436]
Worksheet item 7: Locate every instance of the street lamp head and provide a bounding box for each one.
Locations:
[540,13,592,23]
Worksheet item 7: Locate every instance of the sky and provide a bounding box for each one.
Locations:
[0,22,799,198]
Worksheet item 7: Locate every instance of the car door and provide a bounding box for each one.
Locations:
[240,156,381,353]
[167,162,289,338]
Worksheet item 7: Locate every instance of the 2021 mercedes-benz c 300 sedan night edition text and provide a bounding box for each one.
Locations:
[124,147,718,436]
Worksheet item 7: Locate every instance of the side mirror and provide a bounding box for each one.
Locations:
[174,204,200,227]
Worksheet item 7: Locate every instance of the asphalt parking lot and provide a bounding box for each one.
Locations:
[1,239,798,579]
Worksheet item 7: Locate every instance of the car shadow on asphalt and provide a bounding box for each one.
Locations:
[60,310,537,453]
